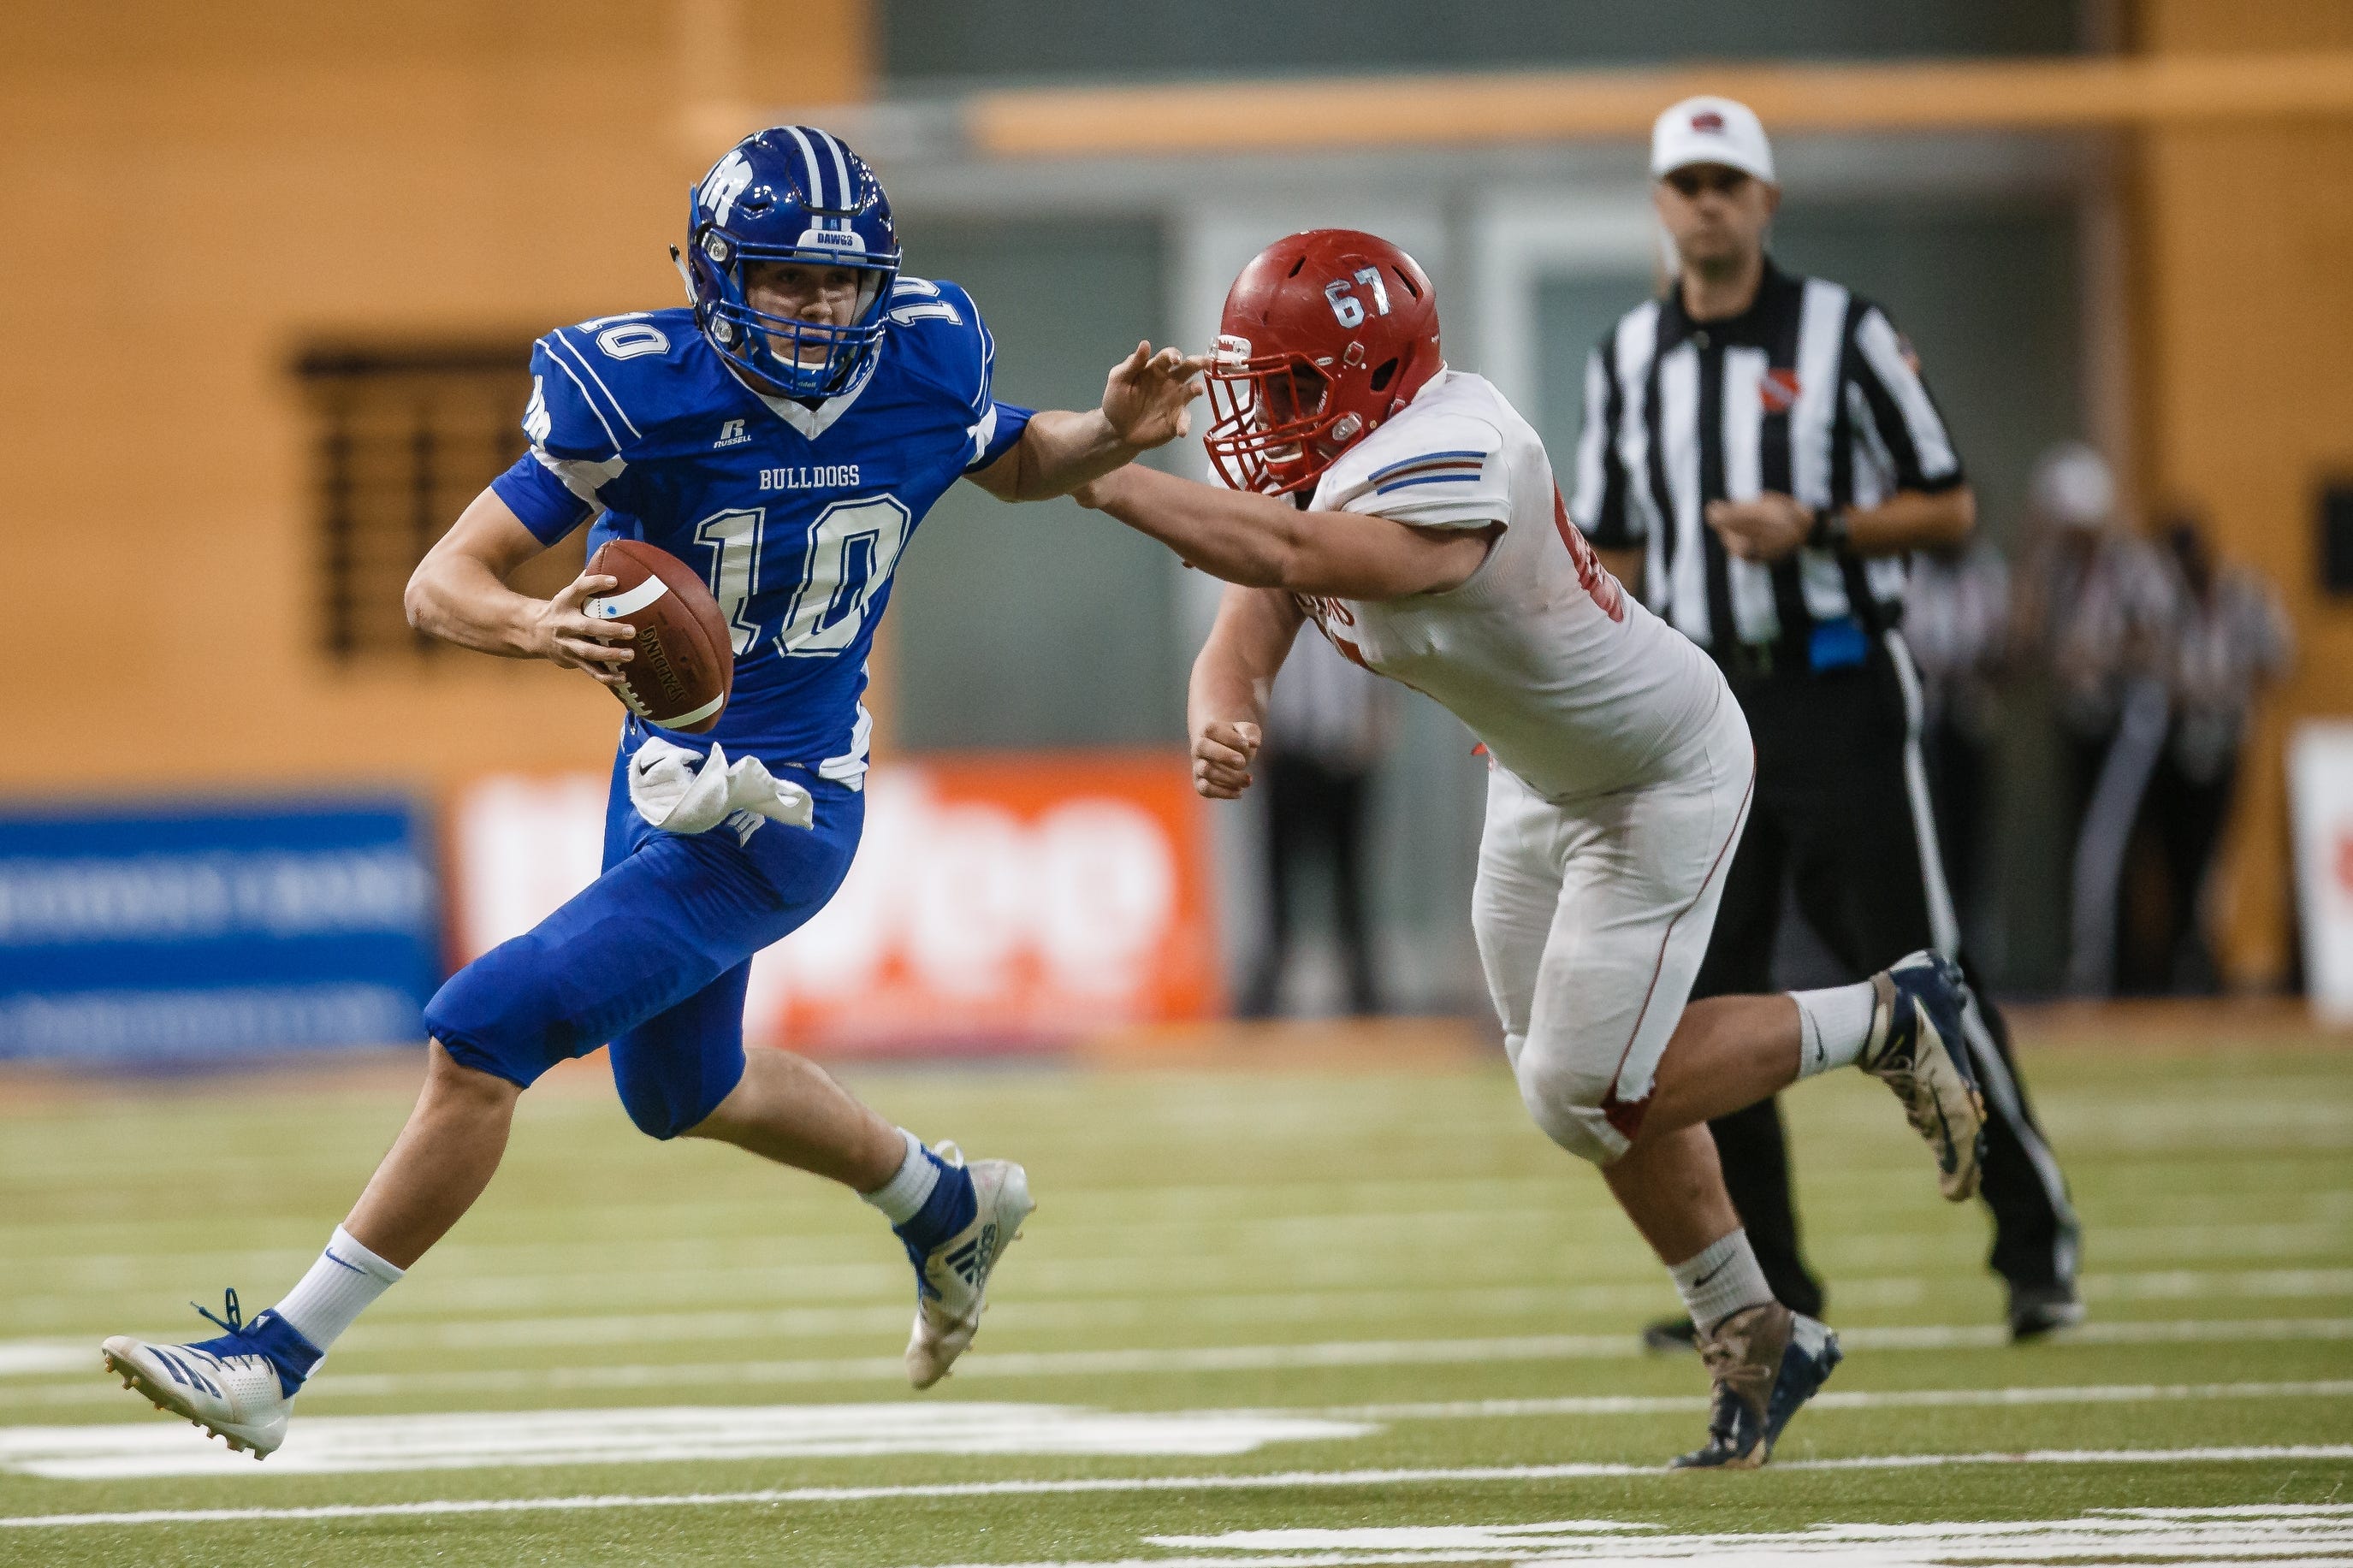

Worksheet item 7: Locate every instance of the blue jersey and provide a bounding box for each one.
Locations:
[490,281,1032,784]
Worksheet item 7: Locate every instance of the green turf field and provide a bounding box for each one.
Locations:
[3,1037,2349,1565]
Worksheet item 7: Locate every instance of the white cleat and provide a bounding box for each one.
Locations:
[100,1332,294,1459]
[904,1143,1034,1390]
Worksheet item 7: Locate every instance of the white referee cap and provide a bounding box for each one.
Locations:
[1651,96,1776,184]
[2029,441,2117,530]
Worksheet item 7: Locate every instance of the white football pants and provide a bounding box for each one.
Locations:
[1472,692,1754,1166]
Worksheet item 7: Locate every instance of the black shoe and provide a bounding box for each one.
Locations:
[2007,1280,2086,1342]
[1640,1316,1699,1354]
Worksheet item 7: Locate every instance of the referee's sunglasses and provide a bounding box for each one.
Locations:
[1663,168,1753,198]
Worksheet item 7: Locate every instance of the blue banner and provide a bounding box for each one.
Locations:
[0,800,438,1062]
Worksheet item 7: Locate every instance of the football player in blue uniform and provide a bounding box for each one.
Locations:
[98,126,1206,1458]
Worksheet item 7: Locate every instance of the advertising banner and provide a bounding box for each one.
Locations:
[2290,721,2353,1021]
[451,752,1220,1050]
[0,801,439,1062]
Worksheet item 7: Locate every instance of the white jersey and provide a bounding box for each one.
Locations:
[1301,370,1727,802]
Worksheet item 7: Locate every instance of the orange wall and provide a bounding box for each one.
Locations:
[2133,1,2353,985]
[0,1,868,798]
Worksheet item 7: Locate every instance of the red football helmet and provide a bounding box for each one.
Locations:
[1203,229,1442,495]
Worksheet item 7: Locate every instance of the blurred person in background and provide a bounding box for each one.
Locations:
[2129,509,2292,992]
[1239,629,1396,1017]
[2008,443,2178,995]
[1904,539,2011,944]
[1578,98,2082,1346]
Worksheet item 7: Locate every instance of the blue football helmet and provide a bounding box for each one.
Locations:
[679,127,902,398]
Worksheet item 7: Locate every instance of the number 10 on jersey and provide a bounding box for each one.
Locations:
[692,496,912,660]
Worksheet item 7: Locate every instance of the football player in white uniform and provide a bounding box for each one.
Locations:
[1080,230,1989,1469]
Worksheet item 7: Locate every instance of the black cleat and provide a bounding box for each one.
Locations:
[1671,1303,1841,1470]
[2007,1279,2087,1342]
[1860,950,1988,1202]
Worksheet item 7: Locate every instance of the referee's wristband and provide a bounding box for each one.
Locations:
[1808,507,1851,551]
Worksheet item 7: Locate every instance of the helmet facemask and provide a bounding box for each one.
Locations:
[690,227,895,399]
[1203,340,1373,495]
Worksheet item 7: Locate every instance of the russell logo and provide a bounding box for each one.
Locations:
[714,418,750,449]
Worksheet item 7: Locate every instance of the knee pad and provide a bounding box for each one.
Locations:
[608,1046,715,1141]
[611,1082,688,1141]
[604,966,753,1142]
[424,935,574,1092]
[1512,1047,1633,1167]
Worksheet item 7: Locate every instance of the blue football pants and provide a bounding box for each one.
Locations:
[425,744,863,1138]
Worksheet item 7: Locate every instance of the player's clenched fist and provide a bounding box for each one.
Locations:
[527,571,635,688]
[1191,719,1262,799]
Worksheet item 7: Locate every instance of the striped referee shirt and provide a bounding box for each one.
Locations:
[1569,260,1964,666]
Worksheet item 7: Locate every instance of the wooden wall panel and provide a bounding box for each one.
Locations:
[2133,0,2353,985]
[2136,0,2353,52]
[0,0,868,797]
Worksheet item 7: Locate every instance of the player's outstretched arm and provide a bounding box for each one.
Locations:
[1075,464,1496,601]
[1187,586,1306,800]
[404,487,636,687]
[965,343,1208,502]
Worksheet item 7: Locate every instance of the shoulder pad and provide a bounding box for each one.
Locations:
[1326,404,1504,495]
[534,310,726,452]
[884,275,976,330]
[1318,385,1509,524]
[883,278,996,412]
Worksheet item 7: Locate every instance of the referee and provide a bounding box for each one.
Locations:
[1571,97,2083,1342]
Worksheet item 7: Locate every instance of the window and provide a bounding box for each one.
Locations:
[296,343,584,661]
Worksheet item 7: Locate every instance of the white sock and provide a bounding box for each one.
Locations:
[271,1226,404,1352]
[1670,1228,1775,1333]
[858,1128,937,1226]
[1792,980,1877,1079]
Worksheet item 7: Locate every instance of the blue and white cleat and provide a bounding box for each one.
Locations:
[1860,949,1988,1202]
[1671,1302,1841,1470]
[903,1142,1033,1390]
[98,1291,318,1459]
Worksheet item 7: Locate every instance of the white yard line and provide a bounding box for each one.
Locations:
[1,1206,1619,1287]
[0,1345,86,1377]
[983,1504,2353,1565]
[2088,1266,2353,1301]
[3,1446,2348,1530]
[9,1216,2347,1314]
[27,1169,2326,1255]
[0,1404,1381,1481]
[1827,1218,2353,1269]
[19,1317,2353,1407]
[9,1382,2346,1481]
[9,1268,2348,1376]
[1299,1377,2353,1421]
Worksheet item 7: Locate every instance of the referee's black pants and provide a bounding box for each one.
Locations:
[1688,634,2081,1316]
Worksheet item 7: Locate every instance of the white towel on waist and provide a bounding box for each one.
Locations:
[627,738,815,836]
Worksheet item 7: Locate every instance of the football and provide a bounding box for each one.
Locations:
[582,539,733,733]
